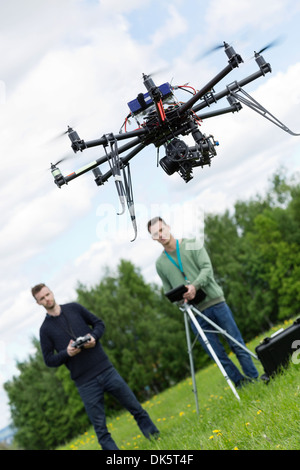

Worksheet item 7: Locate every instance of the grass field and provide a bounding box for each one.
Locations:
[58,319,300,451]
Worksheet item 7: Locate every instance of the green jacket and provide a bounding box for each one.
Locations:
[156,239,225,310]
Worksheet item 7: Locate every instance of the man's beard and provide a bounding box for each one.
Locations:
[45,300,56,310]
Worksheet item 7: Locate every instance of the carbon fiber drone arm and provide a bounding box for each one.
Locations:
[52,131,148,188]
[193,65,300,136]
[68,127,148,153]
[192,56,272,114]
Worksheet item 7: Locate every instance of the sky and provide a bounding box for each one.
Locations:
[0,0,300,430]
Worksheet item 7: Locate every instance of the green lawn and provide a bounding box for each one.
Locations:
[58,319,300,451]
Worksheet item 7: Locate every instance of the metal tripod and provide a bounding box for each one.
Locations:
[181,302,258,413]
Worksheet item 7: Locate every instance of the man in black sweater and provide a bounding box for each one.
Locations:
[33,283,159,450]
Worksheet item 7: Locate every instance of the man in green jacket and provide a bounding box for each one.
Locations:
[148,216,258,388]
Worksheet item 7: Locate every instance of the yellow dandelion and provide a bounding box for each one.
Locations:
[209,435,214,439]
[179,411,185,416]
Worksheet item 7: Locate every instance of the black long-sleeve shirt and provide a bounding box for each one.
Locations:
[39,302,112,386]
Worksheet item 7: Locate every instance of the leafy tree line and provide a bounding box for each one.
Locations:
[5,169,300,450]
[204,169,300,338]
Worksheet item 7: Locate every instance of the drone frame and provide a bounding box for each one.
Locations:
[50,42,299,239]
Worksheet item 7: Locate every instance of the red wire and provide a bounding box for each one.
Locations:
[157,99,166,121]
[178,85,197,95]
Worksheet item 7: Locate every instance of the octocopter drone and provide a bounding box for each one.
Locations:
[50,41,299,240]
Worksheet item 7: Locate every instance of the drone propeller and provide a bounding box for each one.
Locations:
[147,68,170,79]
[206,43,227,53]
[202,37,283,62]
[196,41,237,61]
[57,128,70,138]
[47,153,75,170]
[48,123,80,143]
[253,36,284,56]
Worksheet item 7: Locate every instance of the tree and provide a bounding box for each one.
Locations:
[204,169,300,336]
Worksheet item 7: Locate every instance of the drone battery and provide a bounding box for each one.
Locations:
[255,317,300,378]
[127,82,173,114]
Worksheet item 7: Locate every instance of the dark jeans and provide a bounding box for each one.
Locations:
[77,367,159,450]
[190,302,259,386]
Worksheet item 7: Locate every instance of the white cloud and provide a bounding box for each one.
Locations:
[150,4,188,49]
[1,184,93,265]
[205,0,295,36]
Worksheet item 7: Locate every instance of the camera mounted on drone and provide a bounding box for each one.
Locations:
[50,41,299,240]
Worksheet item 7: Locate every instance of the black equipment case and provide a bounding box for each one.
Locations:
[255,317,300,378]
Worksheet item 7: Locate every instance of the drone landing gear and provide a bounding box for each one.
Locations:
[227,86,300,136]
[103,134,137,241]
